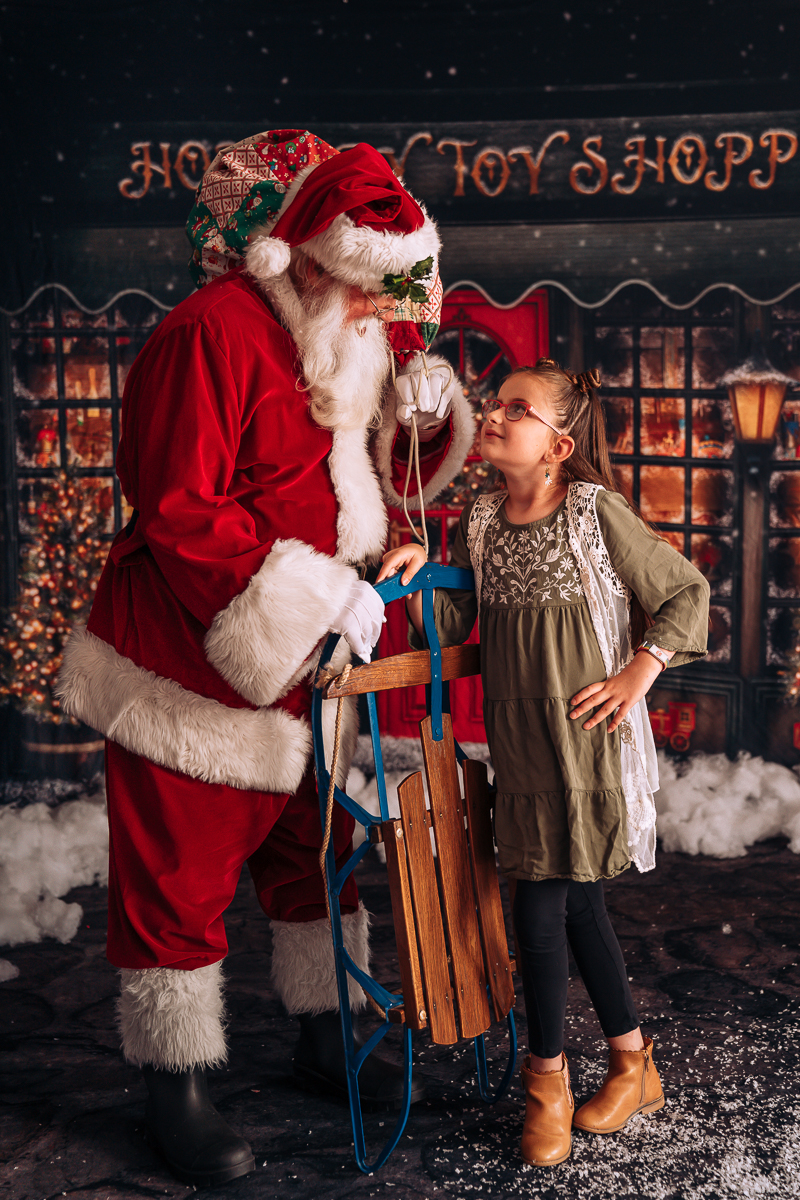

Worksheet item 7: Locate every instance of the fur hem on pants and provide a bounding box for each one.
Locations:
[270,902,370,1015]
[118,961,227,1071]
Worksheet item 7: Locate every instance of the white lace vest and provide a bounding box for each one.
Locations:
[466,483,659,873]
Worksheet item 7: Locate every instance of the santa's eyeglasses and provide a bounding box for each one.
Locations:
[481,398,567,436]
[360,290,395,322]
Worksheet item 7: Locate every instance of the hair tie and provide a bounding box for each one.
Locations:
[571,368,601,395]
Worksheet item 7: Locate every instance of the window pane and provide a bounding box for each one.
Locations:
[775,399,800,461]
[691,468,733,526]
[612,463,633,504]
[641,396,685,457]
[604,396,633,454]
[62,307,108,330]
[640,327,684,388]
[692,533,734,596]
[706,605,732,663]
[66,409,114,468]
[769,471,800,528]
[640,465,685,524]
[766,607,795,666]
[691,326,735,389]
[16,410,61,468]
[692,396,735,459]
[768,537,800,598]
[659,528,685,553]
[595,327,633,387]
[84,476,116,533]
[12,337,58,401]
[62,335,110,401]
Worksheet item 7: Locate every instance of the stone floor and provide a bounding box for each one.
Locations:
[2,837,800,1200]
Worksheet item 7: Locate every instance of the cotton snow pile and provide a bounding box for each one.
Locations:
[655,749,800,858]
[0,779,108,950]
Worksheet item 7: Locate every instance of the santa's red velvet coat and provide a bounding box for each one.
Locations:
[57,265,474,838]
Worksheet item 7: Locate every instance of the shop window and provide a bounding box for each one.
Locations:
[591,289,738,668]
[3,287,167,601]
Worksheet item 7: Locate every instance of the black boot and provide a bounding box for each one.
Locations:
[141,1064,255,1187]
[293,1009,426,1111]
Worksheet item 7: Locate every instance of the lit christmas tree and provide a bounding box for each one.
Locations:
[0,470,109,723]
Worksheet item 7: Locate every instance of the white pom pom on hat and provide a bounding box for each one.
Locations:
[245,234,292,281]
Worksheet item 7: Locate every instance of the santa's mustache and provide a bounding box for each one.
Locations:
[264,273,392,432]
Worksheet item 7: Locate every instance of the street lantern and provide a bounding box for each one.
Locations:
[719,333,797,680]
[719,334,796,443]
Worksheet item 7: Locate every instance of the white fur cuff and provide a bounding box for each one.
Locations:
[56,626,312,794]
[270,902,370,1015]
[204,539,358,708]
[118,961,227,1071]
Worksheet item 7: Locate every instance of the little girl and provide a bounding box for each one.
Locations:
[377,358,709,1167]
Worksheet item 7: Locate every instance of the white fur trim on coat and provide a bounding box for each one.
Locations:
[118,961,227,1071]
[55,626,311,794]
[301,210,441,292]
[270,902,370,1015]
[329,426,388,564]
[374,354,476,510]
[204,539,357,708]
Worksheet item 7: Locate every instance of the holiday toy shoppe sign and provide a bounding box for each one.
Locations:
[66,115,798,229]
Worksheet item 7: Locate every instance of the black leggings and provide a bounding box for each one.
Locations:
[513,878,640,1059]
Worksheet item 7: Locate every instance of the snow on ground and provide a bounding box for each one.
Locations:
[0,776,108,953]
[656,750,800,858]
[2,742,800,956]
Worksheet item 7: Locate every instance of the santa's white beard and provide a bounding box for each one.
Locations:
[264,274,391,431]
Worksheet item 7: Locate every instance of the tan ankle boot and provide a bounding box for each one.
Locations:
[573,1036,664,1134]
[520,1054,574,1166]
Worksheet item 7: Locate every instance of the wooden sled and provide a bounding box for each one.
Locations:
[311,565,517,1173]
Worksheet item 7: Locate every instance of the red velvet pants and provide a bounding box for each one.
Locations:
[104,700,358,970]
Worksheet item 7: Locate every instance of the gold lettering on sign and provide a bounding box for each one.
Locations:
[436,139,477,197]
[667,135,709,185]
[174,141,211,190]
[610,136,667,194]
[118,142,172,199]
[470,147,511,197]
[507,132,570,195]
[381,132,433,178]
[749,129,798,190]
[704,133,754,191]
[569,136,608,195]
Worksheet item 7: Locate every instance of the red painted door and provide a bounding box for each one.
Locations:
[378,288,548,743]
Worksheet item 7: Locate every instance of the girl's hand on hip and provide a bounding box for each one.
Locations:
[569,652,665,733]
[376,542,428,587]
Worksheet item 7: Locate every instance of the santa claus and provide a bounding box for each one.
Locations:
[56,129,473,1186]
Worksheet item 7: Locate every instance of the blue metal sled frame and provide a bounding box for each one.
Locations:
[311,564,517,1174]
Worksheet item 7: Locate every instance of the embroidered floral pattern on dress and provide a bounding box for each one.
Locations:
[480,507,582,609]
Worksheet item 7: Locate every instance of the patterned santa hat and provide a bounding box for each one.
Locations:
[186,129,440,293]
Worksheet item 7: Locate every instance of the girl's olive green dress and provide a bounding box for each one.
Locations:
[422,490,709,884]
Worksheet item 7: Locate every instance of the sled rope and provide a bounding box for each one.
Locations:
[319,662,386,1019]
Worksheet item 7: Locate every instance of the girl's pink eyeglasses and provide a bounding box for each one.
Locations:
[481,398,567,436]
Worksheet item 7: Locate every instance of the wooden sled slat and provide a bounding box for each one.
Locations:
[382,817,428,1033]
[398,773,459,1045]
[463,760,516,1022]
[420,715,491,1040]
[322,643,480,698]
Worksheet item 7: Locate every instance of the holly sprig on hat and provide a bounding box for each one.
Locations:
[380,256,434,304]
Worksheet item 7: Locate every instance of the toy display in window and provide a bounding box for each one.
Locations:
[641,397,685,457]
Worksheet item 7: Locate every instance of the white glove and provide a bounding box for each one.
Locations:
[331,579,386,664]
[396,361,457,429]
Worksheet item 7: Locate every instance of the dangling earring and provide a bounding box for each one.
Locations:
[544,459,552,488]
